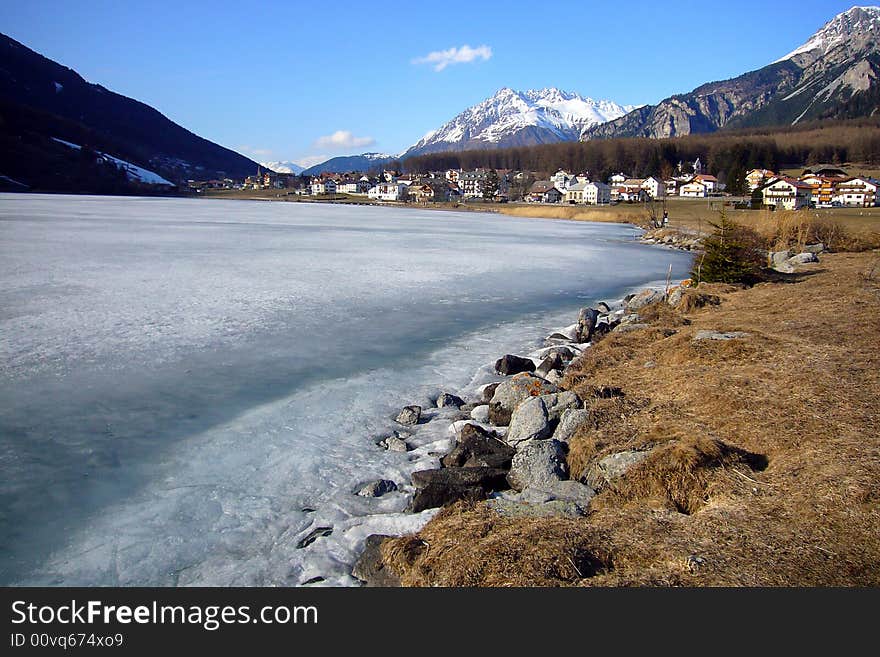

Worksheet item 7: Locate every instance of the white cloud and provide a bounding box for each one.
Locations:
[412,44,493,72]
[313,130,376,150]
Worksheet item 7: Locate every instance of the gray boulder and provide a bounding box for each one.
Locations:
[356,479,398,497]
[551,408,590,444]
[489,373,557,426]
[505,391,581,447]
[436,392,465,409]
[614,322,650,333]
[486,498,586,519]
[470,404,490,424]
[505,396,552,446]
[352,534,399,587]
[507,439,569,491]
[667,287,684,307]
[494,354,536,376]
[521,480,596,507]
[769,250,793,267]
[576,307,600,343]
[803,242,825,254]
[381,434,410,452]
[787,252,819,265]
[693,330,750,341]
[536,353,565,377]
[584,450,651,490]
[543,391,582,422]
[626,288,665,311]
[395,405,421,426]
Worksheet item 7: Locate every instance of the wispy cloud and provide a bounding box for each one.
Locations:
[412,44,493,72]
[313,130,375,150]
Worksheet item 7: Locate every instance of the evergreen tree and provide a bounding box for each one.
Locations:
[691,211,766,285]
[482,169,499,200]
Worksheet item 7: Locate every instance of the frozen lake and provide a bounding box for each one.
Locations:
[0,194,692,585]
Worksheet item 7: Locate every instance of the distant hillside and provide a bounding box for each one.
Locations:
[302,153,396,175]
[584,6,880,140]
[0,32,259,189]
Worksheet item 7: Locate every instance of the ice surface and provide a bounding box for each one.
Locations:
[0,194,692,585]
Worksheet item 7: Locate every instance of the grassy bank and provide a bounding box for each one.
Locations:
[500,199,880,246]
[379,250,880,586]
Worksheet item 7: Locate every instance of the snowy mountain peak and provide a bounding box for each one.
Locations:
[776,5,880,62]
[260,161,305,174]
[403,86,635,157]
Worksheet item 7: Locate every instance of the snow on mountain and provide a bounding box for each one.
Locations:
[776,5,880,62]
[402,87,634,157]
[52,137,174,185]
[260,161,305,174]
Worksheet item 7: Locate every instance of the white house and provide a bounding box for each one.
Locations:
[693,174,719,193]
[336,180,360,194]
[761,178,813,210]
[368,182,407,201]
[609,173,627,185]
[832,177,879,207]
[746,169,775,192]
[584,181,611,205]
[564,181,588,204]
[641,176,665,199]
[679,180,708,198]
[551,169,575,192]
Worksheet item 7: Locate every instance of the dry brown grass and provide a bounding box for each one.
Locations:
[381,252,880,586]
[502,200,880,251]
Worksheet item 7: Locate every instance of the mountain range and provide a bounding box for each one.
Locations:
[400,87,636,158]
[0,32,260,191]
[583,5,880,140]
[301,152,396,176]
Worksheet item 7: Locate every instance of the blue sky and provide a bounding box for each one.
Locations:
[0,0,866,167]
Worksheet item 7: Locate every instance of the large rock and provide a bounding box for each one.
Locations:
[486,498,586,519]
[551,408,591,444]
[769,250,793,267]
[494,354,536,376]
[505,396,552,446]
[626,288,665,311]
[693,330,750,341]
[507,439,568,491]
[436,392,465,409]
[583,450,651,490]
[470,404,490,424]
[441,427,515,469]
[544,323,579,345]
[410,467,509,512]
[395,405,421,426]
[576,307,599,343]
[543,391,582,421]
[379,432,411,452]
[505,391,581,447]
[521,480,596,507]
[536,353,565,377]
[352,534,400,587]
[803,242,825,254]
[478,383,501,403]
[356,479,398,497]
[787,252,819,265]
[488,373,558,426]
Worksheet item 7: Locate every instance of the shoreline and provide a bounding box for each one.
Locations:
[353,249,880,587]
[343,252,694,586]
